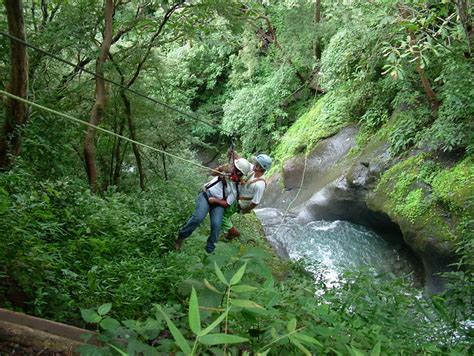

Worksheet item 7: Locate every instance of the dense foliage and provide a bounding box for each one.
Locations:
[1,0,473,355]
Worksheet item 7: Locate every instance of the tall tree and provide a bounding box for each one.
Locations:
[0,0,29,169]
[314,0,321,62]
[83,0,113,192]
[110,1,184,190]
[398,3,440,113]
[455,0,473,57]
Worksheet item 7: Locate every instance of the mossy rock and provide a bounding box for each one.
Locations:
[367,154,474,255]
[270,89,363,176]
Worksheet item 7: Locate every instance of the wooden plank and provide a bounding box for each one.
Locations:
[0,308,100,351]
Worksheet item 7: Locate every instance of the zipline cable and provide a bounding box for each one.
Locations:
[0,31,232,136]
[272,153,308,236]
[0,90,223,175]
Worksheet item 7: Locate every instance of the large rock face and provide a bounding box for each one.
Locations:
[261,125,458,292]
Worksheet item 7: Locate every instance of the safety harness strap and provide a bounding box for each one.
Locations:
[204,176,227,200]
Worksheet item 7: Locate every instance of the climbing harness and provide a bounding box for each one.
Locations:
[204,176,228,201]
[227,139,242,211]
[238,177,266,201]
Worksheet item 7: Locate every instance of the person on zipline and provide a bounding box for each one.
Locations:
[174,158,253,253]
[220,154,272,240]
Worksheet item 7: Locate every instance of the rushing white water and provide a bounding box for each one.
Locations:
[255,208,418,286]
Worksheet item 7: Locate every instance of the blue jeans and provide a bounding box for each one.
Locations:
[178,192,224,253]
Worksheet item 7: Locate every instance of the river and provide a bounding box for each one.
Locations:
[255,207,423,287]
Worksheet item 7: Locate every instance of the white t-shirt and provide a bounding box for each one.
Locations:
[238,171,266,209]
[205,177,236,205]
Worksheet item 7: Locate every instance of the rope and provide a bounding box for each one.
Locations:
[272,153,308,236]
[0,31,232,136]
[0,90,223,175]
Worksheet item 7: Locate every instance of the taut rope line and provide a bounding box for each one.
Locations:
[0,31,232,136]
[272,153,308,236]
[0,90,223,175]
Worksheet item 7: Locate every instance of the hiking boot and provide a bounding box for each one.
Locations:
[224,227,240,241]
[174,237,185,250]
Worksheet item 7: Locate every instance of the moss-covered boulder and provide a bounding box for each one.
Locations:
[367,154,473,254]
[364,154,473,291]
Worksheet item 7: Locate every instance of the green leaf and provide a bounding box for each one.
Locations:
[232,284,258,293]
[81,309,101,323]
[370,341,381,356]
[241,248,270,259]
[157,307,192,354]
[100,317,120,331]
[345,344,366,356]
[189,287,201,335]
[107,343,128,356]
[127,339,159,355]
[231,299,264,309]
[271,327,278,340]
[294,333,322,347]
[204,279,223,294]
[214,261,228,286]
[423,344,442,352]
[287,318,297,332]
[0,188,10,214]
[257,350,271,356]
[230,263,247,286]
[199,310,229,337]
[289,336,311,356]
[97,303,112,316]
[432,296,449,321]
[199,333,249,346]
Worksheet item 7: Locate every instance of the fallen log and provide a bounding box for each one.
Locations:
[0,308,98,354]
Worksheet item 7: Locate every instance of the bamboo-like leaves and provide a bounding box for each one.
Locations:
[189,287,201,335]
[199,333,249,346]
[204,278,222,294]
[199,309,229,337]
[157,307,192,355]
[214,261,228,286]
[232,284,258,293]
[231,299,264,309]
[293,333,322,347]
[230,262,247,286]
[107,343,129,356]
[289,336,312,356]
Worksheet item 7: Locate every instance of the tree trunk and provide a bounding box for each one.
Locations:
[314,0,321,62]
[112,117,126,187]
[257,15,307,85]
[161,151,168,181]
[455,0,473,56]
[83,0,113,192]
[0,0,29,170]
[408,31,440,112]
[121,92,146,190]
[398,4,440,113]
